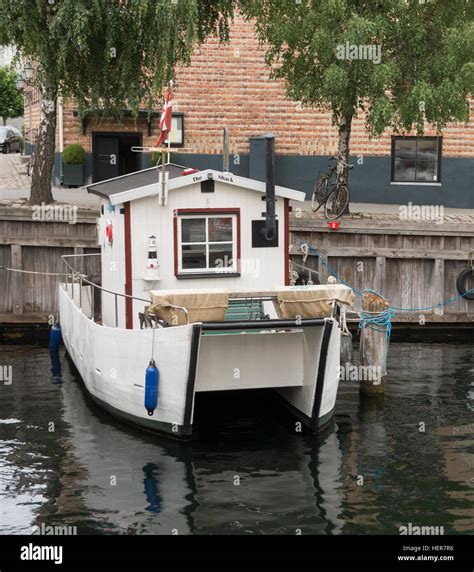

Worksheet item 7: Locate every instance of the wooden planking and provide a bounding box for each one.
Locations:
[433,259,445,316]
[385,259,437,313]
[0,216,98,248]
[290,246,473,260]
[0,212,100,318]
[11,245,23,315]
[290,212,474,322]
[0,245,12,313]
[20,246,101,315]
[289,211,474,236]
[444,260,473,315]
[22,246,70,314]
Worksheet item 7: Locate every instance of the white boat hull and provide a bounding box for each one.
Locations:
[59,286,342,438]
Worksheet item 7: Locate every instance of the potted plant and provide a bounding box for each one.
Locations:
[62,144,86,187]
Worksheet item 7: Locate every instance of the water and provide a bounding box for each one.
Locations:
[0,343,472,535]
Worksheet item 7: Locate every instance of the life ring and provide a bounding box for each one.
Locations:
[456,267,474,300]
[105,221,113,245]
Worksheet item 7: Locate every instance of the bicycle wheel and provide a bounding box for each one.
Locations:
[311,176,329,212]
[324,184,349,220]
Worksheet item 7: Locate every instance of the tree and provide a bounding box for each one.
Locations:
[0,66,23,125]
[240,0,473,194]
[0,0,234,204]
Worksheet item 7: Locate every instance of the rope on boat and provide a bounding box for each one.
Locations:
[0,265,72,277]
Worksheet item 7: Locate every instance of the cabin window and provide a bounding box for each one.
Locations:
[391,136,442,183]
[176,212,239,275]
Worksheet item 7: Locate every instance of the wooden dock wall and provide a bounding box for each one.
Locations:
[290,212,474,323]
[0,204,100,323]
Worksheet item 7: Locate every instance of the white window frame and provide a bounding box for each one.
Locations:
[177,213,238,275]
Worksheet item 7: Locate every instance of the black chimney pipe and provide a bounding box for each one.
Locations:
[264,134,276,241]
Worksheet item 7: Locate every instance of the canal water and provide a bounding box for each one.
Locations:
[0,343,472,535]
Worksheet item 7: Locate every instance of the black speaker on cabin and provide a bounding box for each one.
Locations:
[252,220,279,248]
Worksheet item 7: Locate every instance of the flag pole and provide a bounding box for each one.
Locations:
[167,79,173,164]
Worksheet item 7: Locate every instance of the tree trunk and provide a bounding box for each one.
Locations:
[2,117,6,126]
[29,93,57,205]
[336,113,353,214]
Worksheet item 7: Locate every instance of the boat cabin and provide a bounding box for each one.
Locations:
[87,159,306,329]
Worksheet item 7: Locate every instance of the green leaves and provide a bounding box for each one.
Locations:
[239,0,473,137]
[0,66,23,122]
[0,0,234,115]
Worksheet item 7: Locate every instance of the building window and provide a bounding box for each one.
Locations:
[175,209,240,276]
[164,113,184,148]
[392,137,442,183]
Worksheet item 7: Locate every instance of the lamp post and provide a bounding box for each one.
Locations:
[15,57,33,89]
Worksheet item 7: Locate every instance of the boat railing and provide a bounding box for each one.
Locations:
[61,253,339,329]
[61,253,189,328]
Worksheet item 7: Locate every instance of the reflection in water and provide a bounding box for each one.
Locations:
[0,343,472,535]
[143,463,162,514]
[50,351,62,385]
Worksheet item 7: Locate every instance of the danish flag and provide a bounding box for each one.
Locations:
[156,85,173,146]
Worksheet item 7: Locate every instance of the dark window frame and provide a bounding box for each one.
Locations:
[391,136,442,184]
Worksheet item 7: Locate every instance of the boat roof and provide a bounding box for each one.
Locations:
[86,164,306,205]
[86,163,186,199]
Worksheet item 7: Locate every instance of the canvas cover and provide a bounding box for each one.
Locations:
[149,290,229,325]
[148,285,354,325]
[276,285,355,319]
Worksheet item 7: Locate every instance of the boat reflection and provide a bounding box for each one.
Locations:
[49,350,63,385]
[59,353,347,534]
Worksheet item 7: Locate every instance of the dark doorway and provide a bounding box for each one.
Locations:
[92,132,142,183]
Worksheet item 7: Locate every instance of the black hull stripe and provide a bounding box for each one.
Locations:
[183,324,202,429]
[202,318,326,331]
[310,320,334,433]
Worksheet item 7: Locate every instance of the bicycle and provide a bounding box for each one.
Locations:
[24,128,39,177]
[311,156,353,220]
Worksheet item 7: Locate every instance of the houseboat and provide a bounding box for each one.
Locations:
[58,136,355,439]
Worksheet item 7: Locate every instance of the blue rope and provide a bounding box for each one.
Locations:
[298,240,474,367]
[300,241,474,312]
[358,289,393,367]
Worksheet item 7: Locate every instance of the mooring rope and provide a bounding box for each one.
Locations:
[357,289,393,368]
[299,241,474,312]
[0,265,72,277]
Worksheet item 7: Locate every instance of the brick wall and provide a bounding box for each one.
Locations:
[27,15,473,158]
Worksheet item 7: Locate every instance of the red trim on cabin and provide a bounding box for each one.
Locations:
[173,210,178,277]
[123,202,133,329]
[284,198,290,286]
[173,208,241,277]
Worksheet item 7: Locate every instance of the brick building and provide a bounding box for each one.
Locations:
[24,16,473,207]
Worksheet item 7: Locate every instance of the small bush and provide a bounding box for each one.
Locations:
[62,144,86,165]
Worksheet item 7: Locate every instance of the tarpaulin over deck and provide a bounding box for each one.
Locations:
[148,285,355,325]
[275,285,355,319]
